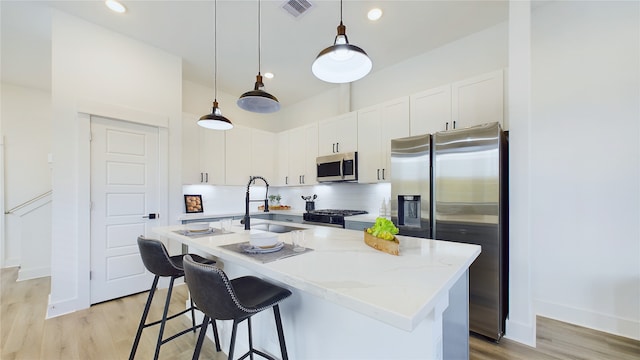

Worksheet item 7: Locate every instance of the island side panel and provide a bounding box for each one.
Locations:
[222,262,450,360]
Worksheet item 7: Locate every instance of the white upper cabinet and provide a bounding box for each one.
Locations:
[287,123,318,186]
[251,128,276,183]
[358,97,410,183]
[451,69,504,130]
[410,85,452,136]
[225,124,252,186]
[410,69,505,135]
[274,131,289,186]
[318,112,358,156]
[182,113,225,185]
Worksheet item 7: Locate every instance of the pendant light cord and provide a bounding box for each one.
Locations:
[258,0,261,75]
[214,0,218,100]
[340,0,343,22]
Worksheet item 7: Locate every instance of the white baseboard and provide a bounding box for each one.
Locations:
[535,300,640,341]
[46,295,87,319]
[3,258,20,269]
[17,266,50,281]
[505,317,536,347]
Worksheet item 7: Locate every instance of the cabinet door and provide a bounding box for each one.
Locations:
[200,129,226,184]
[357,105,383,183]
[302,123,319,185]
[288,126,306,185]
[225,125,252,185]
[275,131,289,186]
[380,97,410,180]
[451,69,504,130]
[182,113,202,184]
[251,128,275,182]
[334,112,358,154]
[410,85,452,136]
[318,112,357,156]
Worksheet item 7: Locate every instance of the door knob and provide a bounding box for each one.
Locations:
[143,213,158,219]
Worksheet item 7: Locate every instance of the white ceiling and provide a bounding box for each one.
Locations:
[1,0,509,106]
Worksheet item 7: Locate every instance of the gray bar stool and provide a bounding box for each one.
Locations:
[129,236,221,360]
[183,254,292,360]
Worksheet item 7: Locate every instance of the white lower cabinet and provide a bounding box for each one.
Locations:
[182,113,225,185]
[357,97,410,183]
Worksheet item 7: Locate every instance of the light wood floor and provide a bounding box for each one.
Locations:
[1,267,638,359]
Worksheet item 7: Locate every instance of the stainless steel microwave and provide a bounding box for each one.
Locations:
[316,152,358,182]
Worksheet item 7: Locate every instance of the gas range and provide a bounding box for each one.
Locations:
[302,209,368,228]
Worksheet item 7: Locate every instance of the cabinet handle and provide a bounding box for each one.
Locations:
[382,169,385,180]
[332,143,336,153]
[377,169,380,180]
[285,176,288,185]
[200,173,204,183]
[302,175,305,184]
[445,122,449,131]
[205,173,209,183]
[453,121,456,129]
[336,142,340,152]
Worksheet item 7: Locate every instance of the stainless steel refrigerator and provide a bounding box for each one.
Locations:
[391,122,509,342]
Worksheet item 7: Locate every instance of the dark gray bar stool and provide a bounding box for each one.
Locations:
[129,236,221,360]
[183,254,292,360]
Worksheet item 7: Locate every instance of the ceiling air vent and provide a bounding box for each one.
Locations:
[281,0,314,19]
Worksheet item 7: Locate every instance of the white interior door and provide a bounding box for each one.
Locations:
[90,116,158,304]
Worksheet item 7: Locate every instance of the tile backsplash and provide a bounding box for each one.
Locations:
[182,182,391,216]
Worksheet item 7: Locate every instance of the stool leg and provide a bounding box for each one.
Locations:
[273,305,289,360]
[247,317,254,360]
[192,315,209,360]
[129,275,159,360]
[211,318,221,352]
[153,276,176,360]
[228,320,239,360]
[189,298,197,333]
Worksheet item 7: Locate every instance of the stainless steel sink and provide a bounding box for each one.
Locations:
[251,223,305,233]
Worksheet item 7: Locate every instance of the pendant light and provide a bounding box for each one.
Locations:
[199,0,233,130]
[237,0,280,114]
[312,0,372,83]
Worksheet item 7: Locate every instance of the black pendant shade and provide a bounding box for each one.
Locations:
[311,1,372,83]
[237,0,280,114]
[199,0,233,130]
[198,100,233,130]
[237,73,280,113]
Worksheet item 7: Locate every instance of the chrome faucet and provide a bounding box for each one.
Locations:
[244,176,270,230]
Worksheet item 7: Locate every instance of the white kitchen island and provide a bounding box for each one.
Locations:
[153,220,480,360]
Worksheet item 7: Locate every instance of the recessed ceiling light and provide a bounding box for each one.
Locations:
[105,0,127,14]
[367,8,382,21]
[264,72,274,79]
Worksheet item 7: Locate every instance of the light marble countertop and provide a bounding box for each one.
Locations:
[153,219,480,332]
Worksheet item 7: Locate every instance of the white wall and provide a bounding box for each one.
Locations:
[0,83,52,272]
[48,10,183,317]
[531,1,639,339]
[351,22,508,111]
